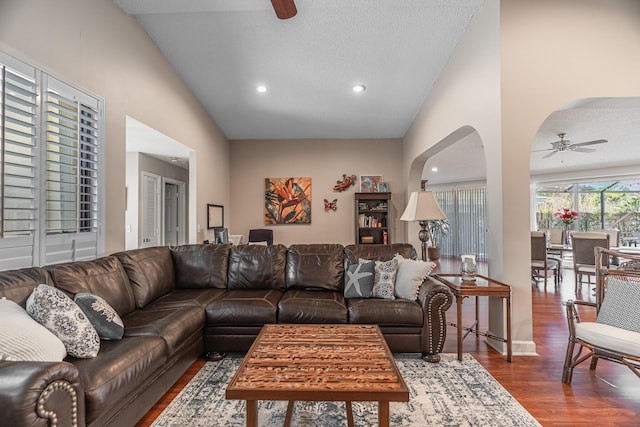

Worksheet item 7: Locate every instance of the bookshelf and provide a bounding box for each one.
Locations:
[355,192,391,244]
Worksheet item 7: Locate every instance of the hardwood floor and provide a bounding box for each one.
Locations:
[137,257,640,426]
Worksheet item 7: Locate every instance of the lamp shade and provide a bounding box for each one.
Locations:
[400,191,447,221]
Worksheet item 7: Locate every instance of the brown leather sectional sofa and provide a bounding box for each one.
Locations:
[0,243,453,427]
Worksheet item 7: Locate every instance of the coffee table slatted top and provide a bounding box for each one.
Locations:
[226,324,409,402]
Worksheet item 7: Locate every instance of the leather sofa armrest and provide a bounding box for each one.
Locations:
[417,276,454,363]
[0,361,84,427]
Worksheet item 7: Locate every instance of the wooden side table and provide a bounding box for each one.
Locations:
[434,273,512,362]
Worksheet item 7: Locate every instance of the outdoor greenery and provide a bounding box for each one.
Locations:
[535,180,640,238]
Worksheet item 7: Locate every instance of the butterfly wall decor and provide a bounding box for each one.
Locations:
[324,198,337,211]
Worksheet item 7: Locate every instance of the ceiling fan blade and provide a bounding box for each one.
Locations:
[542,150,558,159]
[271,0,297,19]
[572,139,608,147]
[572,147,596,153]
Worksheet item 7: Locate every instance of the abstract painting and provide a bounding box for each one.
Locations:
[264,177,312,224]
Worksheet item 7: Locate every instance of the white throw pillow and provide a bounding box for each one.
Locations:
[0,297,67,362]
[393,254,436,300]
[27,284,100,358]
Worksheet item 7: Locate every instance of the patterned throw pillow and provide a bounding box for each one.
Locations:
[394,254,436,300]
[74,293,125,340]
[597,277,640,333]
[0,298,67,362]
[344,261,375,298]
[27,284,100,358]
[371,258,398,299]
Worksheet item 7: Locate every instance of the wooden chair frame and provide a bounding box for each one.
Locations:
[562,247,640,384]
[531,231,560,288]
[570,232,610,293]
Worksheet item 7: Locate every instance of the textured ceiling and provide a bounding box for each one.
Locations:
[113,0,486,140]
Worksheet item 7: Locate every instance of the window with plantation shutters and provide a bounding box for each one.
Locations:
[0,65,37,237]
[0,51,104,268]
[45,84,99,235]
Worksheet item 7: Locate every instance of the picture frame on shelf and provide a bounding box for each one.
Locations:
[378,182,389,192]
[207,204,224,229]
[359,175,383,192]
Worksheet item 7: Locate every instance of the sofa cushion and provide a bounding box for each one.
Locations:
[150,288,226,309]
[171,244,230,289]
[72,336,168,425]
[0,298,67,361]
[26,284,100,358]
[74,293,124,340]
[344,261,375,298]
[227,244,287,290]
[344,243,417,265]
[278,290,348,323]
[46,256,136,318]
[123,305,205,354]
[206,290,283,325]
[286,244,344,291]
[0,267,51,306]
[113,247,175,309]
[347,298,424,326]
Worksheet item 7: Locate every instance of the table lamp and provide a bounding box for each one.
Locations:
[400,191,447,261]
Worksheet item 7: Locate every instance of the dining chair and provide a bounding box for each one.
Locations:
[562,247,640,384]
[531,231,561,288]
[248,229,274,245]
[541,227,565,259]
[571,232,610,293]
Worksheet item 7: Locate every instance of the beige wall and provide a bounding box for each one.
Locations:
[0,0,230,254]
[404,0,640,356]
[229,139,405,246]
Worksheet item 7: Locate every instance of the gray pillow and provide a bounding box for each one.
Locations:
[74,293,125,340]
[597,277,640,333]
[372,258,398,300]
[344,261,375,298]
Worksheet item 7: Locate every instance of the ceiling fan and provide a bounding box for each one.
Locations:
[271,0,297,19]
[534,133,608,159]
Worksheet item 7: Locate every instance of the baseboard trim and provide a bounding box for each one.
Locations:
[485,337,538,357]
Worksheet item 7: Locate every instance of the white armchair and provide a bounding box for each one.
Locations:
[562,247,640,384]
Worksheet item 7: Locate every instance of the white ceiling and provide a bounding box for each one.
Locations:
[114,1,640,182]
[114,0,486,140]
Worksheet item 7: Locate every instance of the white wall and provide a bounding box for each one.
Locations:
[0,0,230,254]
[229,139,405,246]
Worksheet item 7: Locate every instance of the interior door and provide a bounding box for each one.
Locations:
[164,182,180,246]
[141,172,161,247]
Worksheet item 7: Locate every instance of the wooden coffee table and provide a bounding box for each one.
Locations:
[225,324,409,427]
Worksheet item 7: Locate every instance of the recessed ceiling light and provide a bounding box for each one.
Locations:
[431,167,438,172]
[352,84,366,93]
[256,85,268,93]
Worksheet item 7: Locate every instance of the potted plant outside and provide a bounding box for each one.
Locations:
[427,219,449,260]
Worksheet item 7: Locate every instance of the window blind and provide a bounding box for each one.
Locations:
[0,65,37,237]
[45,85,99,235]
[435,186,488,260]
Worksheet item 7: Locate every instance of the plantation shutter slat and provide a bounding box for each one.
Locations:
[1,65,37,237]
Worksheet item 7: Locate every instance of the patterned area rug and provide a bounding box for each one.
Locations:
[151,353,540,427]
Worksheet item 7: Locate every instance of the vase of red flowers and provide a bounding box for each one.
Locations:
[554,208,578,245]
